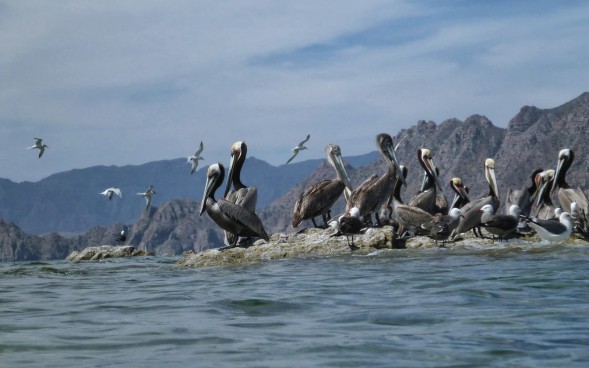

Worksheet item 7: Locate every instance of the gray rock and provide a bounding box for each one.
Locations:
[177,226,589,267]
[66,245,153,261]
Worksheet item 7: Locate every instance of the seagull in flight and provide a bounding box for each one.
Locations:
[100,187,123,200]
[286,134,310,164]
[137,185,157,210]
[28,138,48,158]
[187,141,205,174]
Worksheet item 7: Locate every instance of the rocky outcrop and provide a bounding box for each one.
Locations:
[177,226,589,268]
[66,245,153,261]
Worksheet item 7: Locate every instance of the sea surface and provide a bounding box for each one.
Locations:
[1,242,588,367]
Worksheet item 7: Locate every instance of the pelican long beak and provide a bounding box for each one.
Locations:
[332,150,353,202]
[424,156,442,191]
[200,171,218,216]
[535,174,549,207]
[486,166,499,199]
[552,156,565,195]
[387,143,406,187]
[224,152,237,198]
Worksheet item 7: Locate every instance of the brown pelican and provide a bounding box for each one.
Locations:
[552,148,589,235]
[480,204,520,241]
[28,137,48,158]
[451,158,500,238]
[223,141,258,245]
[292,144,352,228]
[200,163,269,248]
[100,187,122,200]
[505,168,543,217]
[408,149,444,214]
[531,170,557,220]
[137,185,157,210]
[188,141,204,174]
[527,211,573,243]
[347,133,406,226]
[286,134,310,164]
[448,178,470,209]
[391,166,433,236]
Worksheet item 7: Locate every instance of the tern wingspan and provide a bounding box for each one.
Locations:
[286,150,299,164]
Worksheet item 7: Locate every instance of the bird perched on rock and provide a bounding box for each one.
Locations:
[116,229,127,243]
[479,204,520,241]
[526,211,573,243]
[338,207,364,250]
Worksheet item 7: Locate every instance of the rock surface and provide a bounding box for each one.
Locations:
[177,227,587,268]
[66,245,153,261]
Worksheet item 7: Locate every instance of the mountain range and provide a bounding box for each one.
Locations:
[1,92,588,261]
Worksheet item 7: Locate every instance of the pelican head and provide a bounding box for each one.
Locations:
[418,148,442,191]
[449,177,469,208]
[534,169,555,207]
[552,148,574,193]
[200,163,224,215]
[377,133,406,187]
[224,141,247,198]
[485,158,499,199]
[326,144,353,201]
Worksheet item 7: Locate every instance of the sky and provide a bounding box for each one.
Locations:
[1,0,588,182]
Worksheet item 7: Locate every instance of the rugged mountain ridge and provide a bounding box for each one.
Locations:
[1,92,588,261]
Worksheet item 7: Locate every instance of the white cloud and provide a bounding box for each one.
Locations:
[0,1,588,181]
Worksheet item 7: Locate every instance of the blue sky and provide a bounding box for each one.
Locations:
[1,0,588,182]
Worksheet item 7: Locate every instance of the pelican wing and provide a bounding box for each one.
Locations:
[292,180,345,226]
[226,186,258,212]
[217,199,268,240]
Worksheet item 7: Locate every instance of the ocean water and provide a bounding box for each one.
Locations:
[1,242,588,367]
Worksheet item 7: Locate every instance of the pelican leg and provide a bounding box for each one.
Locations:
[346,234,359,251]
[311,218,320,228]
[322,212,332,228]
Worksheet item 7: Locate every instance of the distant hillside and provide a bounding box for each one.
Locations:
[1,92,588,261]
[0,150,378,235]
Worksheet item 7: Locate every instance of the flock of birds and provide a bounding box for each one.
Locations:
[26,135,312,247]
[27,135,587,250]
[198,133,588,250]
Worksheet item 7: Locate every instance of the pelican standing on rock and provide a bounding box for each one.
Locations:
[347,133,406,226]
[451,158,500,238]
[292,144,352,228]
[408,149,443,214]
[223,141,258,245]
[552,148,589,235]
[137,185,157,210]
[187,141,205,174]
[531,169,557,220]
[200,163,269,248]
[100,187,123,200]
[286,134,310,164]
[505,168,543,217]
[28,138,48,158]
[448,178,470,209]
[391,166,434,236]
